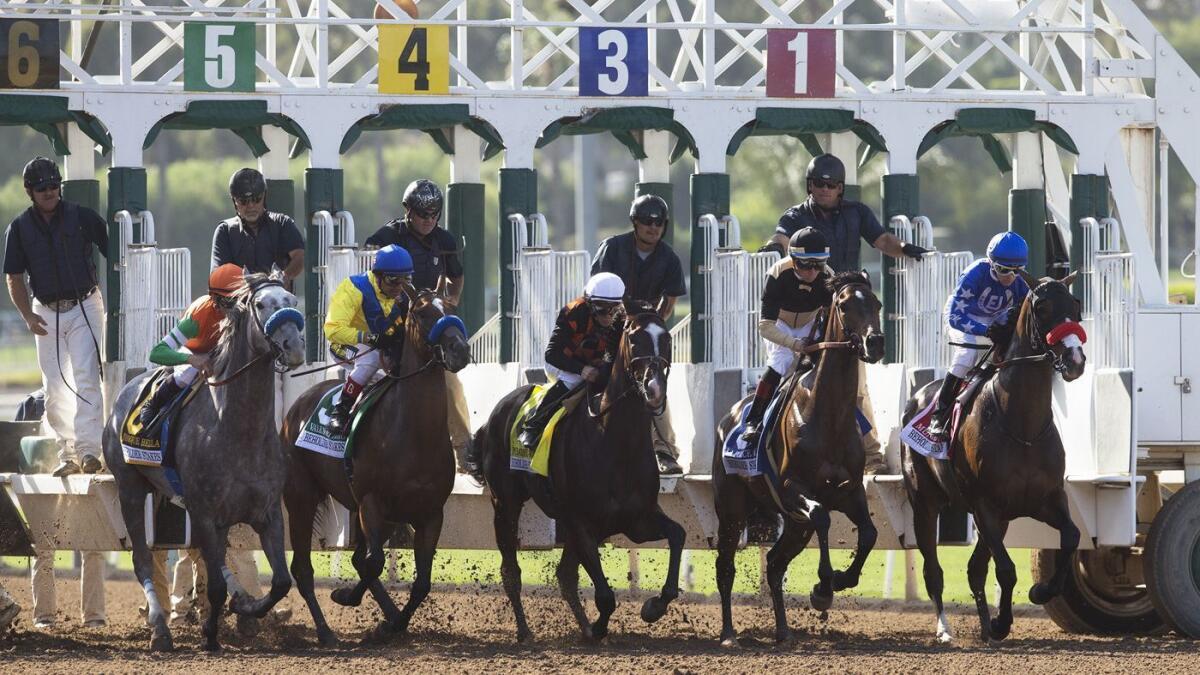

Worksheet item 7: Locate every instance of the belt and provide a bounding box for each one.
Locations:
[40,287,97,313]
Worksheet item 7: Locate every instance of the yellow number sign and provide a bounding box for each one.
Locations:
[378,24,449,95]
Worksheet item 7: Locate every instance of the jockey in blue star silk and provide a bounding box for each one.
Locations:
[927,231,1031,437]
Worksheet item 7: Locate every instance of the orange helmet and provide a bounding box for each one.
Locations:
[208,264,245,298]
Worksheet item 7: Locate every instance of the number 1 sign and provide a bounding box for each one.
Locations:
[766,29,836,98]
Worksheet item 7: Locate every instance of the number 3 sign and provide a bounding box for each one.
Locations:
[766,29,835,98]
[579,27,647,97]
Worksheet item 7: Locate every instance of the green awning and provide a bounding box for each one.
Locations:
[725,108,887,166]
[339,103,504,160]
[917,108,1078,173]
[143,100,312,157]
[536,106,699,163]
[0,94,112,156]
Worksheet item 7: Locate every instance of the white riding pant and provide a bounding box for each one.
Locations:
[32,292,105,462]
[544,363,583,389]
[763,316,818,375]
[171,363,201,387]
[330,343,383,386]
[946,327,992,379]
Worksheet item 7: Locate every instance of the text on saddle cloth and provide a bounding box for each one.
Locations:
[900,374,986,461]
[295,380,395,461]
[120,370,203,467]
[508,385,586,476]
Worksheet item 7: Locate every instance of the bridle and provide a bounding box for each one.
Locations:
[994,281,1086,375]
[802,280,882,362]
[384,290,469,380]
[207,278,305,386]
[588,313,670,418]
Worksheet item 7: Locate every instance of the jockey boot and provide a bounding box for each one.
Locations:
[328,379,365,438]
[518,381,571,449]
[741,368,783,447]
[138,376,184,427]
[926,374,964,438]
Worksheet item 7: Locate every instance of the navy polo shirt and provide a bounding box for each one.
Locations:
[775,196,886,273]
[364,219,464,291]
[590,231,686,306]
[3,201,108,303]
[211,212,304,274]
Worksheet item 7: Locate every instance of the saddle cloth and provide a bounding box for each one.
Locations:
[900,371,990,461]
[120,369,202,467]
[295,380,395,461]
[508,385,586,476]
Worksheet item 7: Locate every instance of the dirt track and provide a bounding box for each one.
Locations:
[0,575,1195,673]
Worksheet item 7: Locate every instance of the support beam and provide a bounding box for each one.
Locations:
[449,127,486,335]
[829,132,861,202]
[1070,173,1109,305]
[261,125,296,219]
[499,168,537,364]
[304,169,343,362]
[638,129,674,247]
[105,167,147,362]
[689,172,730,364]
[1011,132,1048,277]
[882,174,919,364]
[63,123,99,213]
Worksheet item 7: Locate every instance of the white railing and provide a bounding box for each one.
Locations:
[670,313,691,365]
[746,251,779,370]
[313,210,359,356]
[699,213,747,367]
[890,215,972,372]
[1087,253,1136,370]
[121,246,191,366]
[516,248,589,371]
[470,312,501,364]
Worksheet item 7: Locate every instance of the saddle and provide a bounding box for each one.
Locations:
[120,369,204,468]
[508,385,588,476]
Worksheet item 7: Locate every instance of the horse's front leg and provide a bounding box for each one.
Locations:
[832,485,878,592]
[193,522,231,652]
[972,504,1014,641]
[1028,490,1081,605]
[623,507,685,623]
[563,521,615,640]
[767,519,814,643]
[794,495,834,611]
[231,505,292,620]
[389,511,443,635]
[119,492,174,651]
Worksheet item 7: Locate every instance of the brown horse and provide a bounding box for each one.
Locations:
[472,306,684,642]
[282,287,471,645]
[902,275,1086,644]
[712,271,885,647]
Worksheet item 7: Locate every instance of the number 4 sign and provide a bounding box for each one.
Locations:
[766,29,835,98]
[379,25,450,95]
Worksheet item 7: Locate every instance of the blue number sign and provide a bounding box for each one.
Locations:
[579,27,648,97]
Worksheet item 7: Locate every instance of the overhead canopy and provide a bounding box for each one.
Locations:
[918,108,1078,173]
[143,100,311,157]
[726,108,887,166]
[0,94,112,156]
[339,103,504,160]
[536,107,698,163]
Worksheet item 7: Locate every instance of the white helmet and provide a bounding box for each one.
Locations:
[584,272,625,303]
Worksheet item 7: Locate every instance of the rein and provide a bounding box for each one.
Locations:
[206,350,274,387]
[986,379,1055,447]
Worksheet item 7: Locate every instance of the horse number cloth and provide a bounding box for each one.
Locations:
[899,401,951,461]
[722,391,872,477]
[120,371,202,466]
[509,385,567,477]
[295,385,350,458]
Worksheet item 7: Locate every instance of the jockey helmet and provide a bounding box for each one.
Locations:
[986,231,1029,269]
[402,179,443,216]
[23,157,62,190]
[629,194,669,225]
[229,168,266,200]
[788,227,830,265]
[208,263,246,298]
[372,244,415,275]
[584,272,625,311]
[806,154,845,186]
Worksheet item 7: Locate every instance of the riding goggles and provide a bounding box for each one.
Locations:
[591,301,622,316]
[792,258,827,271]
[993,263,1025,276]
[379,273,412,285]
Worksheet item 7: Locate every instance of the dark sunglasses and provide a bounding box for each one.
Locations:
[380,274,411,286]
[234,194,264,206]
[411,208,441,220]
[994,263,1024,276]
[33,183,61,193]
[636,218,666,229]
[810,179,842,190]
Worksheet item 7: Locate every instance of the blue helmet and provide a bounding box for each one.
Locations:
[372,244,414,275]
[986,231,1029,268]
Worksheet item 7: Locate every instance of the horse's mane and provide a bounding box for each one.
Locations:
[826,270,872,294]
[209,272,272,373]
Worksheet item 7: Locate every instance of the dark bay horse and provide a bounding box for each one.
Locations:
[282,287,471,645]
[902,275,1086,643]
[473,307,684,642]
[712,271,885,647]
[103,274,306,651]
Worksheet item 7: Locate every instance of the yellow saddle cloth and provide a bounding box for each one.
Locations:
[508,385,570,477]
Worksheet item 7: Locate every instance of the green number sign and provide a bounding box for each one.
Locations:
[184,22,255,92]
[0,19,60,90]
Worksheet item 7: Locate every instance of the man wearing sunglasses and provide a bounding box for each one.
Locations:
[765,154,928,272]
[364,179,471,470]
[211,168,305,291]
[926,231,1031,438]
[741,228,834,447]
[591,194,687,474]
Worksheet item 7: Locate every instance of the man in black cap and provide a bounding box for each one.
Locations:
[591,194,687,475]
[211,168,304,287]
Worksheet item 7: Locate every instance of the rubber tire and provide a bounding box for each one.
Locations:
[1145,479,1200,637]
[1032,549,1164,635]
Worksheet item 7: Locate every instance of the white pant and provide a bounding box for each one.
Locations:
[171,363,201,387]
[330,343,383,386]
[32,292,105,462]
[169,549,261,617]
[31,549,107,623]
[947,327,992,379]
[763,317,818,375]
[545,363,583,389]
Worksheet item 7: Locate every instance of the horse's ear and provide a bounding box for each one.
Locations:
[402,281,418,304]
[1061,270,1079,287]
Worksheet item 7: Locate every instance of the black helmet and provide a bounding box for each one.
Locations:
[805,153,846,185]
[229,168,266,200]
[788,227,830,263]
[402,179,443,214]
[23,157,62,190]
[629,194,669,224]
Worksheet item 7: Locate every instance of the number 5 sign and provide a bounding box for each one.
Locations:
[579,27,647,97]
[766,29,835,98]
[184,23,255,92]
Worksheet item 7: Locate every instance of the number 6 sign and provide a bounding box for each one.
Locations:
[0,19,59,90]
[184,23,255,92]
[579,27,647,97]
[766,29,835,98]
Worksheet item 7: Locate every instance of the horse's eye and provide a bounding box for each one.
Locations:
[255,301,264,310]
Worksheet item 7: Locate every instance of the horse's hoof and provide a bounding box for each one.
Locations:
[589,621,609,641]
[1028,582,1054,605]
[228,591,254,616]
[832,570,860,592]
[330,587,361,607]
[774,627,793,644]
[719,634,740,650]
[640,596,668,623]
[316,628,338,647]
[989,618,1011,642]
[202,639,221,653]
[516,626,534,643]
[936,630,954,645]
[809,586,833,612]
[149,633,174,652]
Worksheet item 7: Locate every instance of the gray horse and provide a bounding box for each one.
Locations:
[103,273,305,651]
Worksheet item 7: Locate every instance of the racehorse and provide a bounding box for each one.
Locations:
[103,273,305,651]
[282,287,471,645]
[472,305,684,642]
[901,274,1086,644]
[712,271,885,647]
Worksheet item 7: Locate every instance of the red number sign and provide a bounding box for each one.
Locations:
[766,29,836,98]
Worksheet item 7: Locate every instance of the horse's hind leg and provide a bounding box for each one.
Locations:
[715,513,745,648]
[389,512,443,635]
[1028,490,1080,605]
[287,492,337,646]
[623,507,685,624]
[555,545,592,638]
[832,485,878,592]
[119,491,174,651]
[233,505,292,620]
[767,520,814,643]
[495,499,534,642]
[966,538,994,643]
